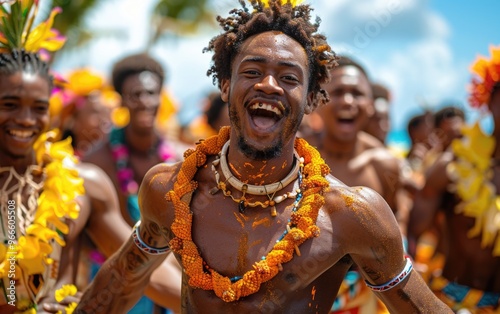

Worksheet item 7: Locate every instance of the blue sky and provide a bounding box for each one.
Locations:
[53,0,500,147]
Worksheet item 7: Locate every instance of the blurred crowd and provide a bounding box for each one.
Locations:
[51,50,496,313]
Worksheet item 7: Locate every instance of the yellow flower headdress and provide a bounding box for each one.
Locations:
[258,0,304,7]
[469,46,500,108]
[0,0,66,53]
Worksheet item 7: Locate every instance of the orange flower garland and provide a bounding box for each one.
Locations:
[469,46,500,108]
[166,126,330,302]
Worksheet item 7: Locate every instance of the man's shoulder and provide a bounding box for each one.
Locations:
[324,174,388,216]
[140,162,183,197]
[323,175,398,238]
[76,162,109,183]
[76,162,116,200]
[359,131,384,149]
[350,144,400,174]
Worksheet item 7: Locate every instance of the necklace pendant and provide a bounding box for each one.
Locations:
[270,206,277,217]
[239,200,246,213]
[209,186,220,195]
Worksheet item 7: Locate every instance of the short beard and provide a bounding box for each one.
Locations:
[237,136,283,161]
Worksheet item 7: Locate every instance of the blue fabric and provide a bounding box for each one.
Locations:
[331,271,362,311]
[441,281,500,308]
[127,194,141,223]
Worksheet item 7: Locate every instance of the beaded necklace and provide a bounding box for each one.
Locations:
[110,127,174,222]
[167,126,330,302]
[210,141,302,216]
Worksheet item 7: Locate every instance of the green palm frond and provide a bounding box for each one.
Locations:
[0,1,35,50]
[148,0,216,47]
[49,0,101,50]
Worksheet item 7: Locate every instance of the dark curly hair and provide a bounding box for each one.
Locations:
[0,50,52,87]
[204,0,337,106]
[112,53,165,95]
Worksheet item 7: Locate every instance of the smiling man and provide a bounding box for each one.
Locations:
[75,1,451,313]
[317,57,407,314]
[317,56,402,214]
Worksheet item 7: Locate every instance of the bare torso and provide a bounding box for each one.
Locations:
[428,152,500,292]
[319,133,400,213]
[143,157,406,313]
[443,211,500,291]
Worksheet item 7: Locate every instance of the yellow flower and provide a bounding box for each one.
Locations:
[259,0,304,8]
[57,302,77,314]
[16,236,53,275]
[55,284,78,303]
[111,106,130,127]
[1,129,83,297]
[16,298,35,311]
[67,68,104,96]
[49,92,64,118]
[24,7,66,52]
[27,223,66,244]
[450,121,500,256]
[19,308,37,314]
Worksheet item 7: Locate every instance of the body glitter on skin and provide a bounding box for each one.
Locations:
[252,217,272,229]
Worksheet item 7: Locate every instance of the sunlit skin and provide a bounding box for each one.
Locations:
[0,71,181,314]
[409,88,500,295]
[75,31,451,314]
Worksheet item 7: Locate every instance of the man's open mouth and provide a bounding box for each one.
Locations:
[248,102,284,130]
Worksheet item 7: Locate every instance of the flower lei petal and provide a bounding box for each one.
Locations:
[448,122,500,256]
[168,126,329,302]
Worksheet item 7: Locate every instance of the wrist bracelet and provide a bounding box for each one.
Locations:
[365,257,413,292]
[132,220,171,255]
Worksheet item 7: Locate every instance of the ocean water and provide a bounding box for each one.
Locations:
[386,129,410,152]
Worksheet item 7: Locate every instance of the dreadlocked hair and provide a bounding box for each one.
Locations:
[0,50,52,85]
[204,0,337,106]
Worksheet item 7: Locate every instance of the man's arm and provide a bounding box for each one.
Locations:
[346,186,452,312]
[144,252,183,312]
[75,163,178,313]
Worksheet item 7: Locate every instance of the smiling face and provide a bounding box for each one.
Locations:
[318,65,374,143]
[0,72,50,161]
[220,31,312,160]
[120,71,161,135]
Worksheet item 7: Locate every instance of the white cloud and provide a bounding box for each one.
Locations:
[311,0,464,137]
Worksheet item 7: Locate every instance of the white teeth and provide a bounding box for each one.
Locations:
[249,103,283,117]
[337,112,355,119]
[9,130,34,138]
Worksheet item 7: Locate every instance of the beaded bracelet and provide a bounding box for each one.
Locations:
[365,257,413,292]
[132,220,171,255]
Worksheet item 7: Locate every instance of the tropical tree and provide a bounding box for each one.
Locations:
[148,0,215,48]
